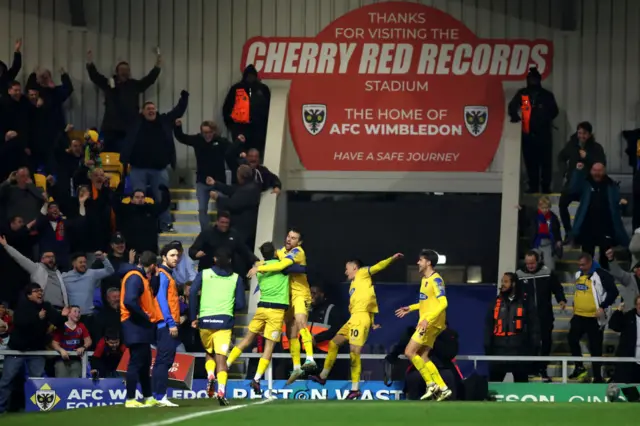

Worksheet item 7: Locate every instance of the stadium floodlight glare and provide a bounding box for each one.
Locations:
[437,253,446,265]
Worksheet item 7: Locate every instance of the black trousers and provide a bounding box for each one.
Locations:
[568,315,604,380]
[614,362,640,384]
[489,362,529,383]
[538,322,554,370]
[521,133,553,192]
[581,235,612,270]
[126,343,152,400]
[102,130,127,154]
[558,191,580,235]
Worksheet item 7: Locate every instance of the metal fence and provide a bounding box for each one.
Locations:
[2,350,639,387]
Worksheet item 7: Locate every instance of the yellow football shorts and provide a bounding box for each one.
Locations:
[248,307,286,342]
[199,329,232,356]
[336,313,372,347]
[285,287,312,320]
[411,324,443,348]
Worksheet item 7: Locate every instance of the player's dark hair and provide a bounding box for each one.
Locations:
[503,272,518,285]
[289,227,304,242]
[259,241,277,260]
[577,121,593,134]
[419,249,439,267]
[71,252,87,263]
[346,258,363,268]
[139,251,158,268]
[214,247,233,271]
[217,210,231,220]
[160,243,180,258]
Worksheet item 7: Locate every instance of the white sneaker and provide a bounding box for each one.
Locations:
[436,388,452,402]
[420,384,439,401]
[286,368,304,385]
[156,396,179,407]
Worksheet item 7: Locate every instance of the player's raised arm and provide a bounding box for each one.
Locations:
[247,257,294,278]
[369,252,403,275]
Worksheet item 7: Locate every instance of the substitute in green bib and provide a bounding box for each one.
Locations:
[190,247,245,405]
[226,241,307,396]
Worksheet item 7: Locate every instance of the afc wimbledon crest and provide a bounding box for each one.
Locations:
[464,106,489,137]
[302,104,327,135]
[31,383,60,411]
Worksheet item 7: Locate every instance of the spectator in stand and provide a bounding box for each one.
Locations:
[608,295,640,383]
[0,301,12,343]
[90,328,126,378]
[308,284,345,354]
[0,216,37,308]
[603,248,640,313]
[93,233,135,305]
[51,305,91,378]
[114,187,171,254]
[121,91,189,234]
[568,253,618,382]
[94,287,121,341]
[0,235,68,310]
[174,118,233,231]
[0,81,33,179]
[170,241,196,288]
[529,196,562,271]
[0,39,22,94]
[86,49,162,153]
[227,141,282,193]
[485,272,539,383]
[120,251,159,408]
[0,283,69,414]
[62,252,114,338]
[53,136,85,197]
[557,122,606,243]
[222,65,271,156]
[210,165,261,249]
[189,211,258,275]
[569,162,628,270]
[0,167,44,223]
[516,251,567,382]
[508,67,559,194]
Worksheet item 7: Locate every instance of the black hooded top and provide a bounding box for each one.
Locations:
[222,65,271,133]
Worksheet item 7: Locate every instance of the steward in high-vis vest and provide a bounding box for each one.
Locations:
[189,247,245,405]
[222,64,271,156]
[119,251,160,408]
[508,67,559,194]
[484,272,539,383]
[226,241,305,396]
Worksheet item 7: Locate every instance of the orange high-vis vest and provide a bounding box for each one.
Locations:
[230,88,250,124]
[520,94,532,134]
[120,269,160,323]
[492,297,524,337]
[154,268,180,325]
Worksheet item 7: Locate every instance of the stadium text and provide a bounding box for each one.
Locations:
[333,152,460,162]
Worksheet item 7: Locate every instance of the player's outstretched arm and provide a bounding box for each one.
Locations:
[369,252,403,275]
[257,257,294,273]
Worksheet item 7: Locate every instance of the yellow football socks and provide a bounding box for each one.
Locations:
[299,328,315,359]
[205,359,217,378]
[426,360,447,389]
[218,371,228,393]
[227,346,243,367]
[350,352,361,391]
[289,338,302,369]
[411,355,434,385]
[254,357,271,381]
[320,340,339,379]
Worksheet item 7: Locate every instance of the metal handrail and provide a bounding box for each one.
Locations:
[2,349,638,384]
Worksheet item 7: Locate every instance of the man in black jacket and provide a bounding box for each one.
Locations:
[0,39,21,95]
[608,295,640,383]
[516,251,567,382]
[121,90,189,233]
[188,211,258,277]
[173,118,233,231]
[508,67,559,194]
[86,49,161,153]
[227,139,282,192]
[0,283,69,413]
[211,165,261,248]
[0,81,33,179]
[557,122,607,242]
[485,272,540,383]
[114,188,171,254]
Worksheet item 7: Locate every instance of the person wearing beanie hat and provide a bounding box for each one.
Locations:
[508,66,559,194]
[85,49,162,153]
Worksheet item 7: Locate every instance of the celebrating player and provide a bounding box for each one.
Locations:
[190,247,245,405]
[247,229,315,384]
[310,253,403,399]
[227,241,305,395]
[395,249,451,402]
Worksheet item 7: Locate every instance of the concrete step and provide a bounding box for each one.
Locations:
[169,188,197,200]
[175,199,215,211]
[173,221,201,234]
[171,210,217,223]
[159,233,198,246]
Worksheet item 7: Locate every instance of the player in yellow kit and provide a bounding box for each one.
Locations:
[247,229,316,384]
[395,249,451,402]
[310,253,404,399]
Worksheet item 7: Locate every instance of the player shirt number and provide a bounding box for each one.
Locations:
[350,329,359,337]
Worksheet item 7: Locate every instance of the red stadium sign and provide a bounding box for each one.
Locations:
[240,2,553,172]
[117,348,195,390]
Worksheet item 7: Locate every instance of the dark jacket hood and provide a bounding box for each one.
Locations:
[243,65,259,81]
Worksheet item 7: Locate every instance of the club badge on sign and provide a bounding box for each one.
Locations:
[302,104,327,135]
[464,106,489,137]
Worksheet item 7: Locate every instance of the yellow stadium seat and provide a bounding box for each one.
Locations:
[121,196,155,205]
[34,174,47,192]
[100,152,123,175]
[104,172,120,189]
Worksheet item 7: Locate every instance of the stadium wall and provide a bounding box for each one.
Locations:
[0,0,637,185]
